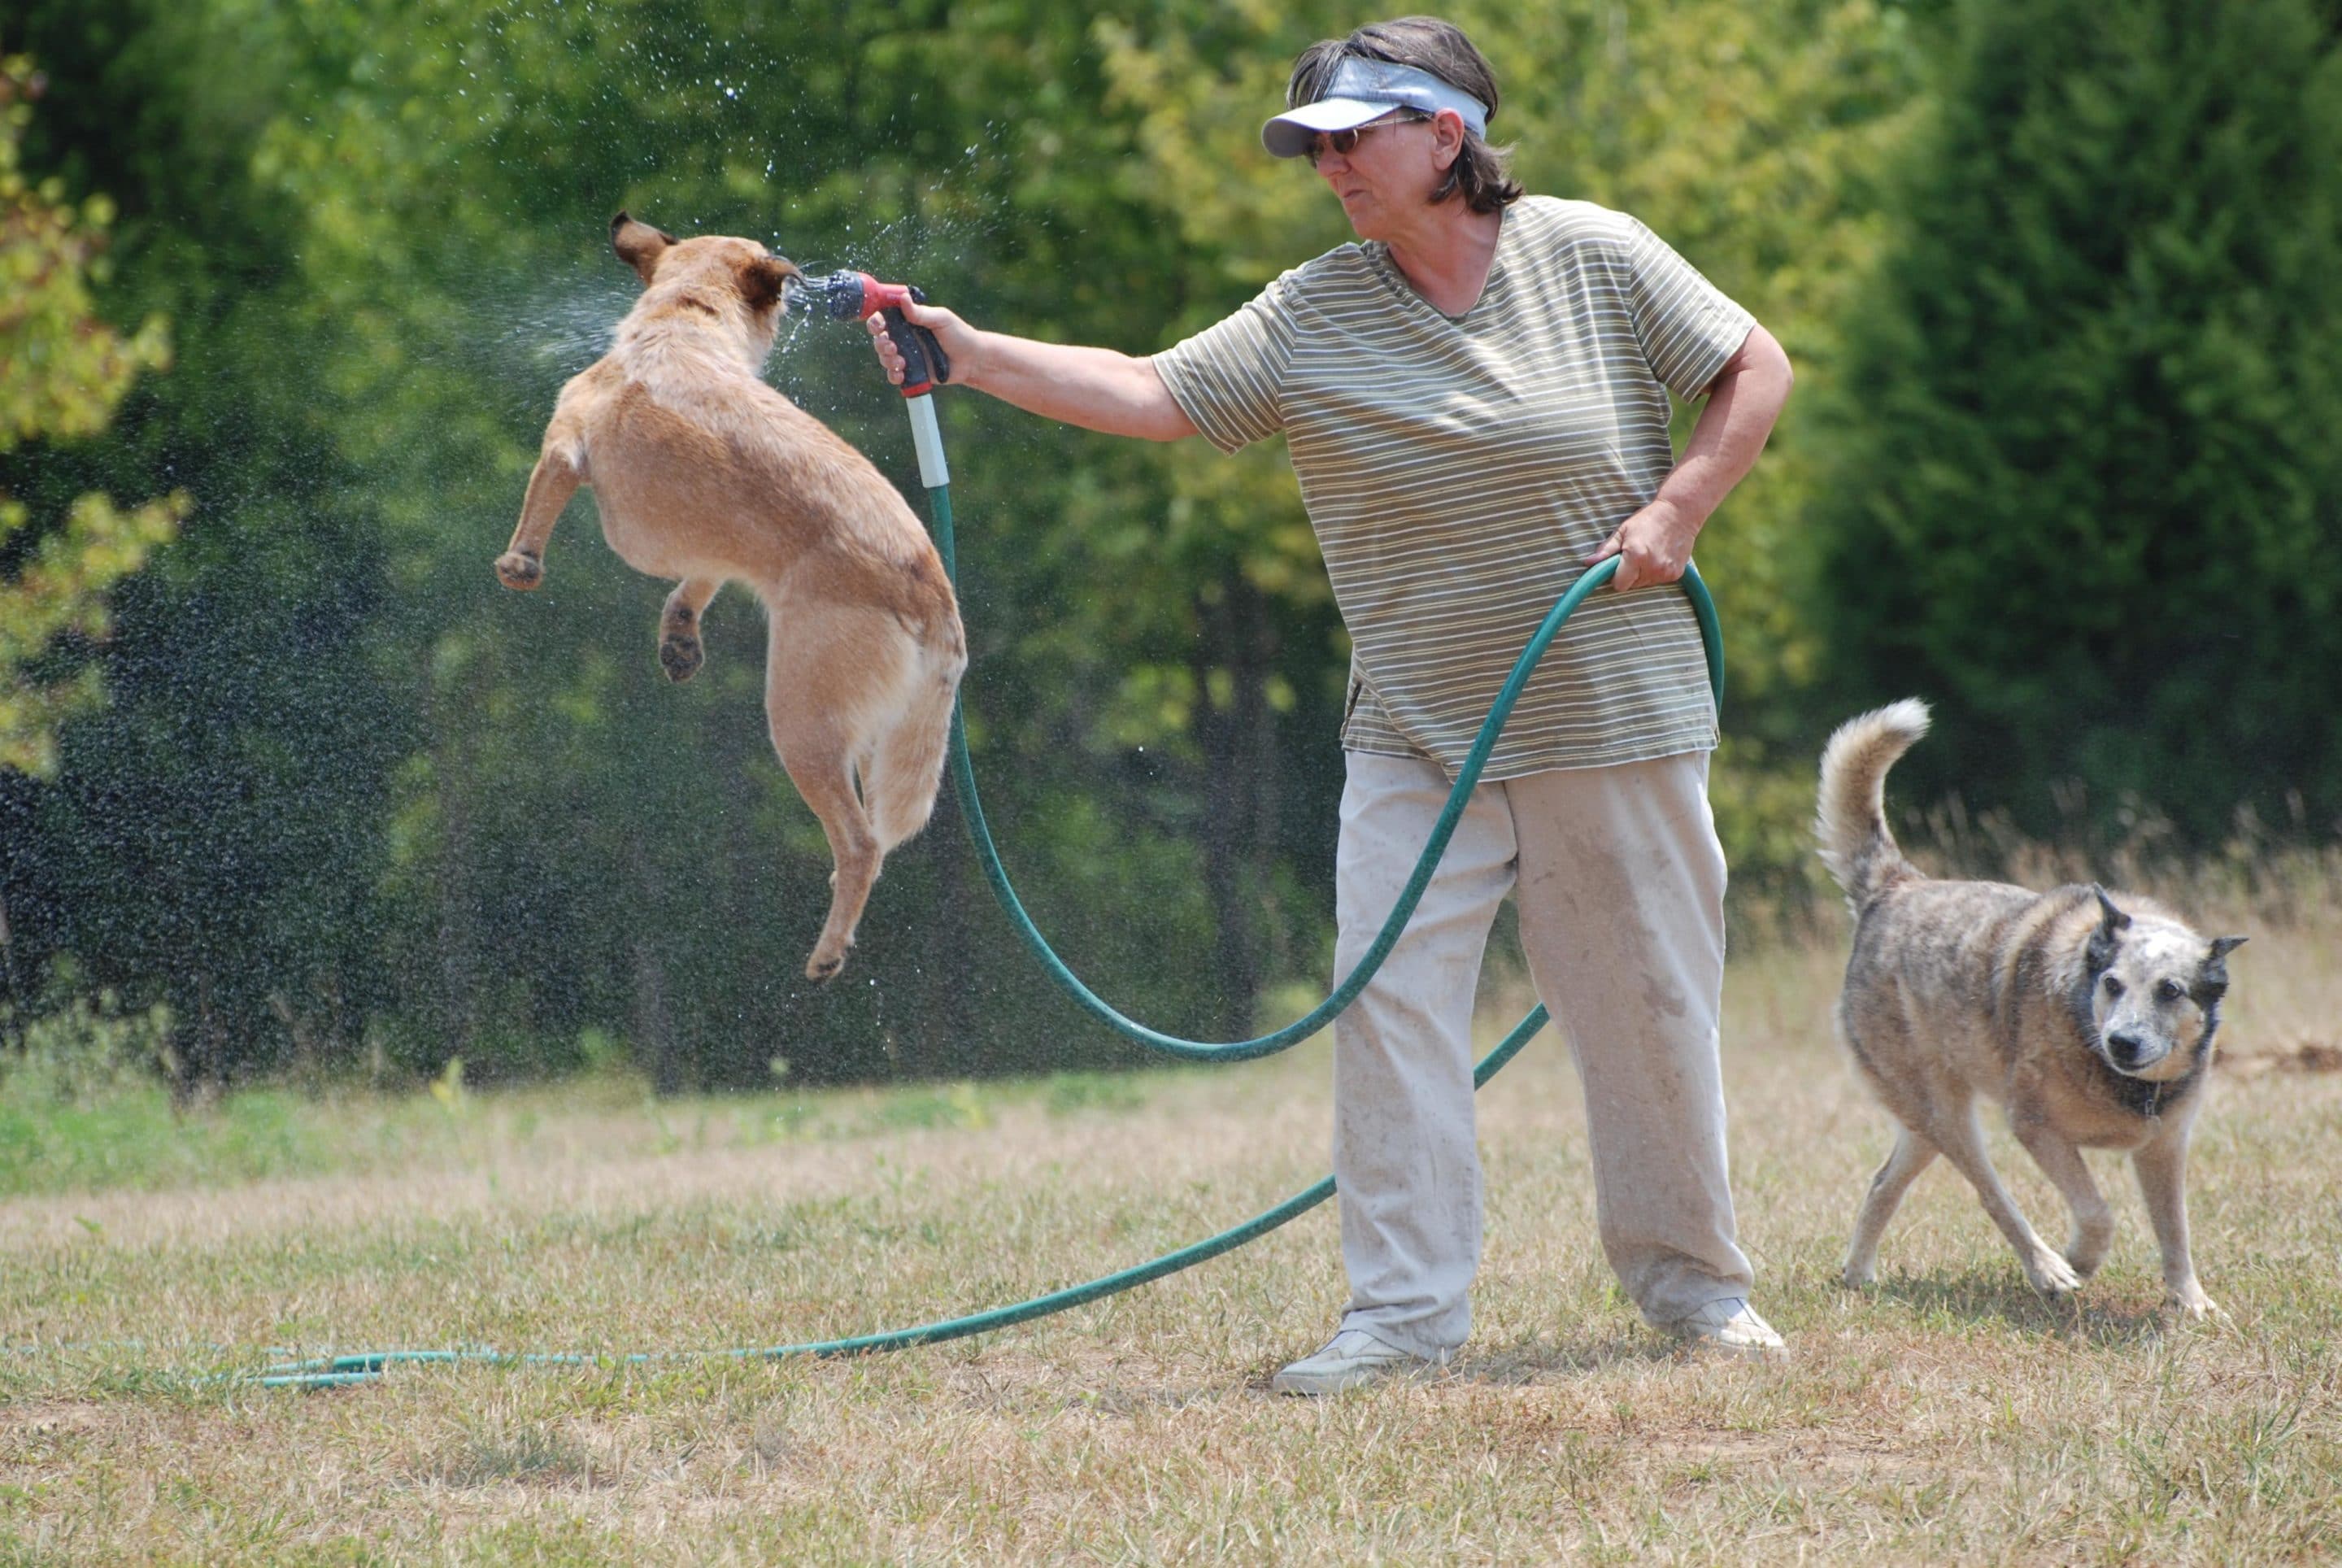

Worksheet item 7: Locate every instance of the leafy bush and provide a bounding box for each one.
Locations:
[0,984,171,1106]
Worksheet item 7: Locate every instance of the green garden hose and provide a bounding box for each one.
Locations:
[929,481,1722,1061]
[257,1006,1548,1389]
[253,393,1724,1390]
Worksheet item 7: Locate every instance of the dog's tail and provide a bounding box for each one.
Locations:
[1817,699,1931,911]
[865,622,968,853]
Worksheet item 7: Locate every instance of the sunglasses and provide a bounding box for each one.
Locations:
[1306,110,1432,168]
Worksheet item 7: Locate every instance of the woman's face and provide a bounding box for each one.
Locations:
[1311,108,1455,240]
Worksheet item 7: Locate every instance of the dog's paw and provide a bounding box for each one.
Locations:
[804,941,851,982]
[2165,1283,2222,1322]
[1840,1261,1877,1291]
[659,631,704,683]
[495,551,545,590]
[2023,1247,2083,1298]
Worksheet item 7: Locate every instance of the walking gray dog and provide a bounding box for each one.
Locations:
[1817,700,2245,1318]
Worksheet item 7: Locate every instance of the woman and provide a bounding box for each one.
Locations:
[871,16,1794,1393]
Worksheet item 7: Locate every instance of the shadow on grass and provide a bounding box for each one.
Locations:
[1228,1323,1761,1394]
[1450,1329,1680,1386]
[1860,1267,2174,1344]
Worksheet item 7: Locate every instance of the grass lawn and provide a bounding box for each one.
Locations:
[4,934,2340,1564]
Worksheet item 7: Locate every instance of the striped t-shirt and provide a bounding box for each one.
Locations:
[1151,196,1752,779]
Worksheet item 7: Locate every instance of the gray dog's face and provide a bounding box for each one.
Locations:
[2084,889,2246,1081]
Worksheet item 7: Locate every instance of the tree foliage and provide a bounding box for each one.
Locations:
[1808,0,2342,839]
[0,49,184,778]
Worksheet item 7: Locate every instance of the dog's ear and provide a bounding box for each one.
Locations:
[738,253,801,312]
[611,211,678,285]
[2201,934,2247,991]
[2086,884,2130,972]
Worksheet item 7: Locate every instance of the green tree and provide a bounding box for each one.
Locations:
[2,5,407,1087]
[0,50,183,778]
[1809,0,2342,842]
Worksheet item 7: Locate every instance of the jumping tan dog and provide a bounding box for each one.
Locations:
[495,213,966,980]
[1818,700,2244,1318]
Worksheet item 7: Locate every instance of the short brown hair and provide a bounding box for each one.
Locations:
[1287,17,1524,214]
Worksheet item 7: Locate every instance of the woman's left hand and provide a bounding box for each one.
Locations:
[1586,499,1701,591]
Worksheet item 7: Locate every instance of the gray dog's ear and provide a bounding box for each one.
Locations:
[2201,934,2246,993]
[611,211,677,285]
[2085,884,2130,972]
[2092,885,2132,934]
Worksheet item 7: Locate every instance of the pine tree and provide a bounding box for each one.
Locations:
[1809,0,2342,841]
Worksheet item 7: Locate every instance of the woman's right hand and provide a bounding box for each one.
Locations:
[865,298,981,389]
[855,306,1198,442]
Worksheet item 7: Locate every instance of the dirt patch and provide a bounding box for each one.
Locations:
[2219,1040,2342,1077]
[0,1400,115,1471]
[1,1401,107,1440]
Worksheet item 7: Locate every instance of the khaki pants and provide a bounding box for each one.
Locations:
[1331,748,1753,1356]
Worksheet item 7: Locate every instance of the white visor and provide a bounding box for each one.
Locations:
[1261,56,1490,159]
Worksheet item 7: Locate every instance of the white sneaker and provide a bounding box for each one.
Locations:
[1669,1297,1787,1358]
[1269,1329,1449,1396]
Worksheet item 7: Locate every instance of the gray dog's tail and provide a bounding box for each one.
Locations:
[1817,699,1931,911]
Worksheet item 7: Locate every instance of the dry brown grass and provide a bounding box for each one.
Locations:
[4,914,2340,1564]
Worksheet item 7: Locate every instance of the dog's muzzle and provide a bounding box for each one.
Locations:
[2103,1030,2169,1074]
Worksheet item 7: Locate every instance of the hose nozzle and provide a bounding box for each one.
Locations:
[787,269,951,395]
[784,270,877,320]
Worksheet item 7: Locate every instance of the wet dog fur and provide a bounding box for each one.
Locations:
[496,213,967,980]
[1817,700,2244,1317]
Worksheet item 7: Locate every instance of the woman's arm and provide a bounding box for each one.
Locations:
[866,299,1199,442]
[1587,322,1794,590]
